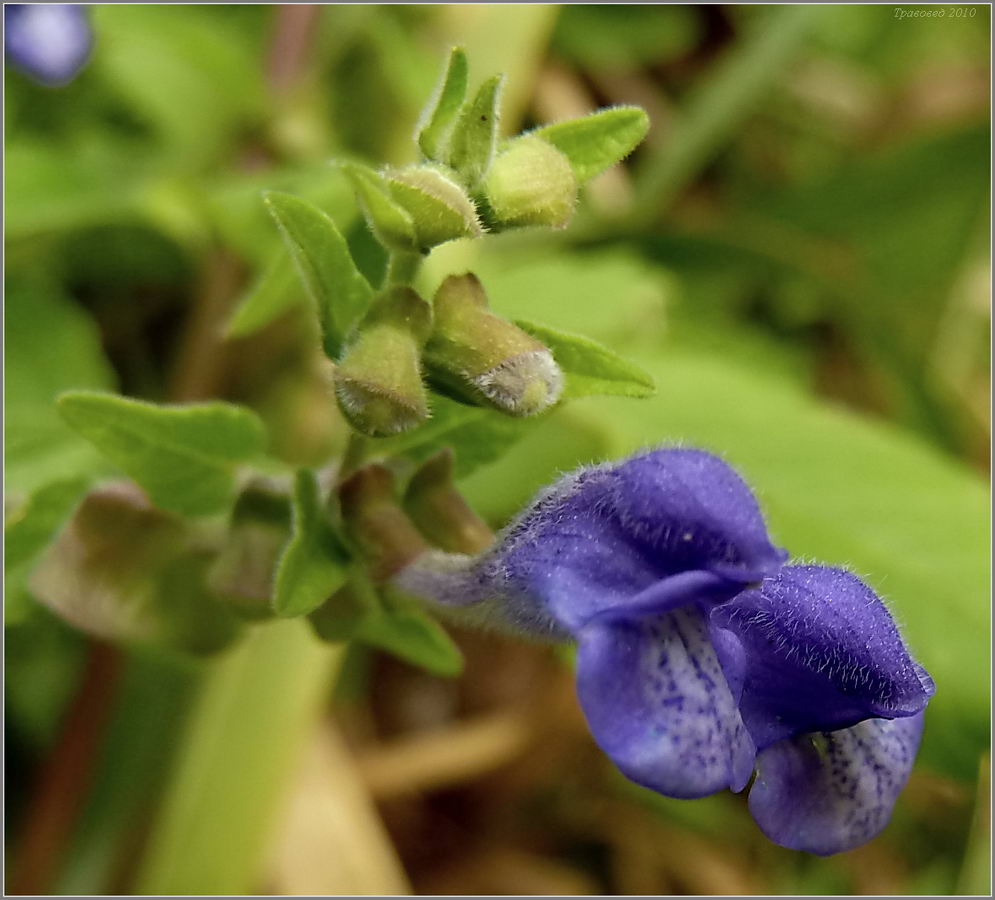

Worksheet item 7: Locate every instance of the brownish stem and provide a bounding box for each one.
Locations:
[9,643,123,896]
[265,5,323,97]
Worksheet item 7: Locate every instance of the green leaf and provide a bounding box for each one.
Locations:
[272,470,350,618]
[515,320,656,399]
[4,477,91,624]
[5,281,116,498]
[417,47,469,161]
[446,74,504,188]
[359,589,464,677]
[309,574,463,676]
[224,251,300,339]
[57,392,267,518]
[263,192,373,357]
[532,106,649,183]
[372,393,533,477]
[340,162,418,253]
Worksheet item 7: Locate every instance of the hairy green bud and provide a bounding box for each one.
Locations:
[423,273,564,416]
[343,161,481,253]
[386,164,483,248]
[483,135,577,230]
[335,286,433,438]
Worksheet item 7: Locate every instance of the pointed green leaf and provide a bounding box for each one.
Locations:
[533,106,649,183]
[417,46,469,161]
[446,74,503,188]
[359,588,464,677]
[340,162,418,254]
[515,320,655,399]
[224,251,299,339]
[5,477,91,624]
[58,391,267,517]
[272,469,350,618]
[263,191,373,357]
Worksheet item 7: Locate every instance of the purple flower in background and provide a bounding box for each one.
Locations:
[396,447,934,854]
[5,4,92,86]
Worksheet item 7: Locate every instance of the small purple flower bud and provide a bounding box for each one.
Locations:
[5,4,92,87]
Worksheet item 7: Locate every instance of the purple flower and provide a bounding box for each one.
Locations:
[396,447,934,854]
[5,4,92,87]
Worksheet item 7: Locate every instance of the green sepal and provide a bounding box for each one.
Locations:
[263,191,373,358]
[445,74,504,189]
[272,469,350,618]
[514,320,656,399]
[57,391,267,518]
[386,165,483,248]
[423,273,564,417]
[416,46,469,161]
[483,135,577,230]
[532,105,649,183]
[340,162,418,254]
[335,286,433,438]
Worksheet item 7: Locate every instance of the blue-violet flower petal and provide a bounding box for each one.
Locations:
[747,712,925,855]
[5,4,92,86]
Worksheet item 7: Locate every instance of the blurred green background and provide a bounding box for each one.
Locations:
[5,4,990,895]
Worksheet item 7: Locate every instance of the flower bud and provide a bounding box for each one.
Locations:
[423,273,564,416]
[335,286,433,438]
[4,4,93,86]
[404,448,493,555]
[338,464,430,581]
[344,162,482,254]
[386,165,482,249]
[482,135,577,230]
[207,479,291,621]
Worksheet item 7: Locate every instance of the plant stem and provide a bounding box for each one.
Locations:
[386,250,422,286]
[133,621,343,895]
[9,643,123,895]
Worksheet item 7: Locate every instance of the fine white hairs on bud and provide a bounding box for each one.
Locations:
[471,348,564,417]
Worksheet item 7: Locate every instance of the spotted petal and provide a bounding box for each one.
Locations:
[710,566,934,748]
[480,448,787,631]
[748,713,925,855]
[576,604,756,798]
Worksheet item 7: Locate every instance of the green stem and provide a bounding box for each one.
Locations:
[133,621,343,895]
[386,250,422,285]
